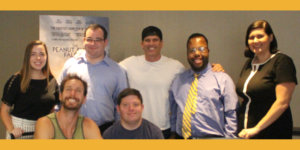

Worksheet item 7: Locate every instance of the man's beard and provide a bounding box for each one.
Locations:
[61,97,82,111]
[188,57,209,72]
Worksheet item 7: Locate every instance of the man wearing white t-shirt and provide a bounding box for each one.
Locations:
[119,26,185,138]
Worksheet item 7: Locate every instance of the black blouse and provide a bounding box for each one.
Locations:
[2,74,59,120]
[236,53,297,139]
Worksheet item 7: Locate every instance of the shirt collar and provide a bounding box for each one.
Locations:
[189,63,212,77]
[143,55,163,64]
[78,50,110,66]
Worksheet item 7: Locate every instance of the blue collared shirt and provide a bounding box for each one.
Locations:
[58,52,128,126]
[170,63,238,138]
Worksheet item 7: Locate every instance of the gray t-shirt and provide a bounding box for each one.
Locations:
[103,119,164,139]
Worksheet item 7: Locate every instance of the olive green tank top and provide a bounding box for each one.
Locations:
[47,113,85,139]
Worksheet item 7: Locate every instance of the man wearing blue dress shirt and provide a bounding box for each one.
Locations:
[58,24,128,134]
[169,33,238,139]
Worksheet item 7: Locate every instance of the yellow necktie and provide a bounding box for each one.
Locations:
[182,73,199,139]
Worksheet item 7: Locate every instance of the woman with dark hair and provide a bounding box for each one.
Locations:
[236,20,297,139]
[0,40,59,139]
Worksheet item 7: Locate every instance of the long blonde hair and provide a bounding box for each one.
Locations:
[19,40,52,93]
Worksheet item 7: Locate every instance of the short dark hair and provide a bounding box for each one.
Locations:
[142,26,163,41]
[244,20,278,58]
[186,33,209,49]
[117,88,143,105]
[84,24,108,40]
[60,74,88,96]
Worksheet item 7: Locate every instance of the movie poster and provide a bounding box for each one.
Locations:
[39,15,109,78]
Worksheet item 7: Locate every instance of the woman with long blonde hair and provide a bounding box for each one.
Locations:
[0,40,59,139]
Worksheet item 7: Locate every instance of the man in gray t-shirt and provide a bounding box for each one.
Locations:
[103,88,163,139]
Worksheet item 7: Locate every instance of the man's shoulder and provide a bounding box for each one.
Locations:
[141,119,164,139]
[38,113,55,125]
[105,56,123,67]
[62,57,83,69]
[124,55,141,61]
[207,70,236,91]
[142,119,161,131]
[210,70,233,81]
[162,55,182,64]
[82,117,102,139]
[102,57,127,74]
[83,117,96,127]
[162,56,185,69]
[119,55,143,71]
[66,56,82,63]
[169,69,190,90]
[83,116,100,127]
[37,114,52,123]
[119,55,142,65]
[102,121,121,138]
[34,114,54,139]
[173,69,190,80]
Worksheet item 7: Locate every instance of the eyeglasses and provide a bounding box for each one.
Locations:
[85,38,105,43]
[188,47,208,53]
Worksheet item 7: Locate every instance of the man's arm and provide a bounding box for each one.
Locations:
[113,67,129,120]
[169,86,178,139]
[34,117,54,139]
[222,74,239,138]
[83,118,103,139]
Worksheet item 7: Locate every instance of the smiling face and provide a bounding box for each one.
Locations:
[141,35,163,62]
[248,28,273,56]
[60,79,86,111]
[187,36,209,72]
[83,28,108,61]
[29,45,47,72]
[117,95,144,126]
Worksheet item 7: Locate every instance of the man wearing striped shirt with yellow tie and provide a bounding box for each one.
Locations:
[169,33,238,139]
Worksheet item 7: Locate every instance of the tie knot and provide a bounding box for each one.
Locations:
[194,73,200,78]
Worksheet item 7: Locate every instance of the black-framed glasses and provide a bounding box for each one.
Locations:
[188,47,208,53]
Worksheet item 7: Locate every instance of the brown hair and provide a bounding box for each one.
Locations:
[60,74,88,96]
[117,88,143,105]
[84,24,108,40]
[19,40,52,93]
[244,20,278,58]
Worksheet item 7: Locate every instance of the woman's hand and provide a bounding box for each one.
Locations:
[211,63,225,72]
[10,128,24,138]
[239,82,296,139]
[238,127,260,139]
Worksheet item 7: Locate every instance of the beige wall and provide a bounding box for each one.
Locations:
[0,11,299,138]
